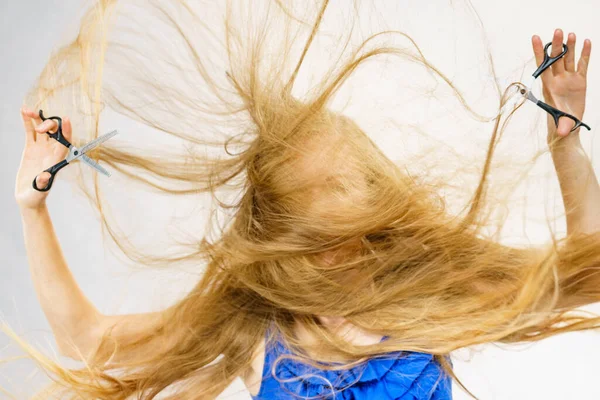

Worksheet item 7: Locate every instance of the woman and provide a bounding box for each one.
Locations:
[9,1,600,399]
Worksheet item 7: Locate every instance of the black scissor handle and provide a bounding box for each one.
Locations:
[38,109,72,148]
[31,109,73,192]
[532,42,568,79]
[537,100,591,133]
[32,159,70,192]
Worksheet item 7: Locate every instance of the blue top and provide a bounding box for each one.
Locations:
[251,325,453,399]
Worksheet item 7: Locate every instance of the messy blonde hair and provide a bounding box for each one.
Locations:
[5,0,600,398]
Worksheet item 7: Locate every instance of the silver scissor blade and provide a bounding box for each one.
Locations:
[522,75,538,104]
[524,88,538,104]
[80,154,111,177]
[79,130,119,155]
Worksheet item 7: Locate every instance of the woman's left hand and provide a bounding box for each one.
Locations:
[532,29,591,140]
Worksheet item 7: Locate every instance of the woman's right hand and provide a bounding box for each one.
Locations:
[15,106,73,211]
[532,29,591,139]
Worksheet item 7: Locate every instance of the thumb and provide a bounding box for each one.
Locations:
[557,117,575,137]
[35,172,52,190]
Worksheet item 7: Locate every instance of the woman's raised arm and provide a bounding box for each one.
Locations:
[15,107,175,364]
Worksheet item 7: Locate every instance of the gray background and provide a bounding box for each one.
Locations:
[2,1,600,399]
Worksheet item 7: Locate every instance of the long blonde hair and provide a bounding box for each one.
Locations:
[5,0,600,398]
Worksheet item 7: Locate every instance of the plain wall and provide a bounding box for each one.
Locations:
[2,1,600,399]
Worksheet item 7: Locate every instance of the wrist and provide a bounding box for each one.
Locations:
[19,203,49,219]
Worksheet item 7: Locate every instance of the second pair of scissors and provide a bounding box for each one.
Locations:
[504,41,591,132]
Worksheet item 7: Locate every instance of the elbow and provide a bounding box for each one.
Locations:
[55,312,106,361]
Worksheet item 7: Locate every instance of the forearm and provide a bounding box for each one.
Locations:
[549,130,600,235]
[19,204,101,355]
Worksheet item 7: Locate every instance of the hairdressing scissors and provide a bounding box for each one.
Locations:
[502,41,591,132]
[32,109,118,192]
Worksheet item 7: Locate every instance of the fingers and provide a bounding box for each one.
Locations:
[20,106,73,145]
[565,32,576,72]
[62,116,73,142]
[578,38,592,78]
[22,106,49,143]
[20,106,36,143]
[551,29,565,76]
[532,35,552,87]
[536,29,591,79]
[22,106,43,125]
[34,117,59,135]
[532,35,545,66]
